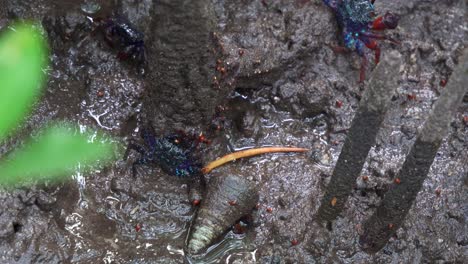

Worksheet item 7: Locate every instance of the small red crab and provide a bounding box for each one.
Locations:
[323,0,400,82]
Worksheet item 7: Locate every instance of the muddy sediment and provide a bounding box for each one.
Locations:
[0,0,466,263]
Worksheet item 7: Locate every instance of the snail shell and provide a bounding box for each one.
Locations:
[186,174,259,255]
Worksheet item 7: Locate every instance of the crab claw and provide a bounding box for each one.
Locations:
[372,12,400,30]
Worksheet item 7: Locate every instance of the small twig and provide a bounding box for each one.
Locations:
[202,147,308,174]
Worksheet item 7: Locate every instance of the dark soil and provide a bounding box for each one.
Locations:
[0,0,466,263]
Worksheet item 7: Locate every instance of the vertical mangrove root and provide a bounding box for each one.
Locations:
[316,51,402,223]
[360,48,468,253]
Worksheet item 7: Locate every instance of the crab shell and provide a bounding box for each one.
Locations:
[186,174,259,255]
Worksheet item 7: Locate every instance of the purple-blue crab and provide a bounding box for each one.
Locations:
[124,126,206,179]
[95,15,146,69]
[323,0,400,82]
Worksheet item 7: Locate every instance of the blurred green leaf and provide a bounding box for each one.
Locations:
[0,124,116,186]
[0,22,119,187]
[0,22,48,140]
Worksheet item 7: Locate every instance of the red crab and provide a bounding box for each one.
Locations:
[323,0,400,82]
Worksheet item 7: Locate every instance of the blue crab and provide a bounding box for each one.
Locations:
[124,126,205,178]
[95,15,146,69]
[323,0,400,82]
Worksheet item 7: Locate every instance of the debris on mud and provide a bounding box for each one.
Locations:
[0,0,466,263]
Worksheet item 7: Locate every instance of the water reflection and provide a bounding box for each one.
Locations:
[186,231,256,264]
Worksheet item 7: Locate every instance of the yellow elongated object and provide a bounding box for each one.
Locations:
[201,147,308,174]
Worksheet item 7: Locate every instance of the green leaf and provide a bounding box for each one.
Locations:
[0,124,117,186]
[0,22,48,140]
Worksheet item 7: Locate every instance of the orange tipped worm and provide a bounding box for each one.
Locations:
[201,147,308,174]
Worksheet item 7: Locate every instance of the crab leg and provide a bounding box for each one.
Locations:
[360,37,381,64]
[361,32,396,42]
[367,41,381,64]
[355,40,369,83]
[201,147,308,174]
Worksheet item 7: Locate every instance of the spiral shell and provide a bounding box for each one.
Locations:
[186,174,259,255]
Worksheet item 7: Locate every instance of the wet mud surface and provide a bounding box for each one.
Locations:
[0,0,467,263]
